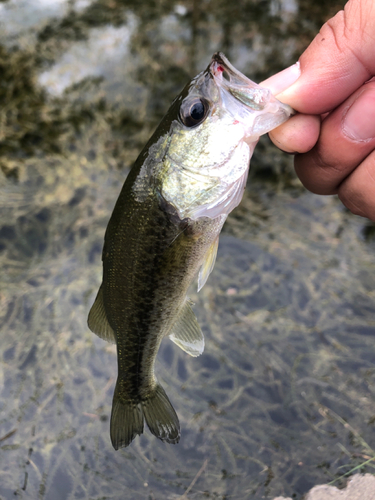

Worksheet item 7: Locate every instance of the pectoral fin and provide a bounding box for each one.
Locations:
[87,286,116,343]
[198,235,219,292]
[169,300,204,357]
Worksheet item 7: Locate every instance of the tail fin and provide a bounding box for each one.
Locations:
[110,380,180,450]
[110,391,143,450]
[142,384,180,444]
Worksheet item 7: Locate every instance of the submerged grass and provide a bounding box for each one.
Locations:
[328,456,375,486]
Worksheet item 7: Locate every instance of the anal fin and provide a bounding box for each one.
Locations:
[198,235,219,291]
[169,300,204,357]
[87,286,116,343]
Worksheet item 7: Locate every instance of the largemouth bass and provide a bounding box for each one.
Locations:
[88,52,293,450]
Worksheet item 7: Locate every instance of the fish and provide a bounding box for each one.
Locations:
[88,52,293,450]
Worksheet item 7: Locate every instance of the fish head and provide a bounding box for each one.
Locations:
[181,52,293,143]
[207,52,294,139]
[147,53,294,219]
[172,52,293,156]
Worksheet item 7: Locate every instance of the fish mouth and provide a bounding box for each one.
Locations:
[210,52,256,88]
[208,51,294,114]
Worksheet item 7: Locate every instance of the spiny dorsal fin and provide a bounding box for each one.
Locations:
[169,300,204,357]
[87,286,116,344]
[198,235,219,292]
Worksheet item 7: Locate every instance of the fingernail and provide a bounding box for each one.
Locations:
[343,87,375,141]
[261,62,301,95]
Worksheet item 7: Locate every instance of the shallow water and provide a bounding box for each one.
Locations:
[1,1,375,499]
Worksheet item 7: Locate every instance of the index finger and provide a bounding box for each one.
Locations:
[276,0,375,114]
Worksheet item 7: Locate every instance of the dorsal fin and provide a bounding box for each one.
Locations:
[198,235,219,292]
[87,286,117,344]
[169,300,204,357]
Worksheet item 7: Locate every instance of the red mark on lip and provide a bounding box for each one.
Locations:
[217,65,224,72]
[233,120,239,125]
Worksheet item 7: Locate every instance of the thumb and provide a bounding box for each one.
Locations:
[276,0,375,114]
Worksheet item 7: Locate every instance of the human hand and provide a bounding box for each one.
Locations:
[262,0,375,221]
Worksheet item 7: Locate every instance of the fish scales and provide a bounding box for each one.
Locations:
[104,184,223,395]
[88,52,293,449]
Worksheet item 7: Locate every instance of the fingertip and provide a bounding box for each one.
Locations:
[269,114,321,154]
[260,62,301,95]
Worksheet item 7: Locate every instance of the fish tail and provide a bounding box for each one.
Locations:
[110,379,180,449]
[110,384,144,450]
[142,383,180,445]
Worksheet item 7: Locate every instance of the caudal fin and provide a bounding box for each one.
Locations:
[142,384,180,444]
[110,395,143,450]
[110,380,180,450]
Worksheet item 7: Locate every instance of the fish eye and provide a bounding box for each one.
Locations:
[179,97,209,128]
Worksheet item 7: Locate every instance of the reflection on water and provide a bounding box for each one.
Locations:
[1,0,374,499]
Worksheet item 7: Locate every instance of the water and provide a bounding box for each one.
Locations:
[1,1,375,499]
